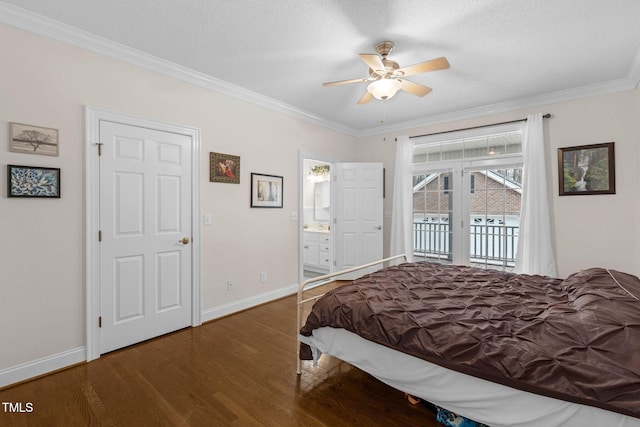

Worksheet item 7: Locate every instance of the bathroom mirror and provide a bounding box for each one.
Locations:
[314,181,330,220]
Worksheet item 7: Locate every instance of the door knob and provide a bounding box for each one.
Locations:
[376,226,382,230]
[179,237,190,245]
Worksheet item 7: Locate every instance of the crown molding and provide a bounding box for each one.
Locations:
[626,46,640,90]
[0,2,359,136]
[357,69,640,138]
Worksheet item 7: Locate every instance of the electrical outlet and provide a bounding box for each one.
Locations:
[227,279,234,290]
[260,272,267,283]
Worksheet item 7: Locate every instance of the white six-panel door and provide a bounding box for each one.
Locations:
[99,120,192,354]
[334,162,383,274]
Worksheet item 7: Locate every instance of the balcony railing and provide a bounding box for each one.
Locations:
[413,221,519,267]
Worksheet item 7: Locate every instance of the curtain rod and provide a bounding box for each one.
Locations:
[407,113,551,140]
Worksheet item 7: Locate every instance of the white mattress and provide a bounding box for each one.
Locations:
[300,327,640,427]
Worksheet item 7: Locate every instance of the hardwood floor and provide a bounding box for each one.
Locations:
[0,294,441,426]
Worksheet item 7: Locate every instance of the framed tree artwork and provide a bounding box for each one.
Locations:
[10,122,59,156]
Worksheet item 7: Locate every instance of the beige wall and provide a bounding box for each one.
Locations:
[0,24,357,373]
[357,90,640,278]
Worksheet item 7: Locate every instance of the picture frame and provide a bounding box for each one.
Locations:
[8,165,61,198]
[558,142,615,196]
[250,173,283,208]
[210,152,240,184]
[10,122,59,156]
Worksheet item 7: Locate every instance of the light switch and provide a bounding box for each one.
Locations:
[291,211,298,221]
[203,213,212,225]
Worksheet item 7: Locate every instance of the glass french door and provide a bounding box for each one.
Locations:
[413,160,522,270]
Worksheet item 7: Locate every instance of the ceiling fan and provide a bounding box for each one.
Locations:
[323,41,450,105]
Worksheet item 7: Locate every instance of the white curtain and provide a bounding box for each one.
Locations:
[515,113,557,277]
[390,135,413,262]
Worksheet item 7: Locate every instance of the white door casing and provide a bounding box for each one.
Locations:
[334,162,384,274]
[86,108,201,360]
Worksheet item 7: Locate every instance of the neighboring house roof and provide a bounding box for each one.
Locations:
[413,171,522,194]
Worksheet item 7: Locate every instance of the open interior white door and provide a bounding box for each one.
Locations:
[99,120,192,354]
[334,162,384,277]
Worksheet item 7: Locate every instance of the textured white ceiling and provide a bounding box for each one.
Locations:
[3,0,640,133]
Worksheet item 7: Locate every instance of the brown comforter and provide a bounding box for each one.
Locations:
[300,263,640,418]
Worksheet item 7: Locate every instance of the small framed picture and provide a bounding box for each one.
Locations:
[210,152,240,184]
[558,142,615,196]
[8,165,61,198]
[10,122,59,156]
[250,173,283,208]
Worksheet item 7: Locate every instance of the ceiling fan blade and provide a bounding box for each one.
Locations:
[359,53,385,73]
[322,77,371,87]
[397,57,450,77]
[357,91,374,105]
[398,79,433,97]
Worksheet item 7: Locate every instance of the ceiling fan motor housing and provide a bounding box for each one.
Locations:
[369,59,400,78]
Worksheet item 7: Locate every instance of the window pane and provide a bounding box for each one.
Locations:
[486,189,506,215]
[426,143,441,162]
[413,146,428,164]
[441,140,464,160]
[487,135,505,156]
[503,132,522,154]
[413,183,427,212]
[412,171,453,264]
[473,171,487,191]
[464,137,488,157]
[469,169,521,269]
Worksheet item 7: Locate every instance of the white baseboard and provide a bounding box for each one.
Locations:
[201,283,298,323]
[0,285,298,388]
[0,347,86,388]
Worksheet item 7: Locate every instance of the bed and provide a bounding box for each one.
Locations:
[296,255,640,427]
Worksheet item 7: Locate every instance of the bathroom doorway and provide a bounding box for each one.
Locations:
[299,154,384,285]
[301,157,333,282]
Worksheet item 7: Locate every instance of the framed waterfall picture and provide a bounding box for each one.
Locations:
[558,142,615,196]
[250,173,283,208]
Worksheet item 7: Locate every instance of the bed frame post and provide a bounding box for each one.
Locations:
[296,254,407,375]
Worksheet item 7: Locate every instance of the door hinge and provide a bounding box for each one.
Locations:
[98,230,102,242]
[96,143,103,156]
[98,316,102,328]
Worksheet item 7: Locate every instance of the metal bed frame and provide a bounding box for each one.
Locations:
[296,254,407,374]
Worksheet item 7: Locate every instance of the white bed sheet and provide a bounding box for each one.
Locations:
[299,327,640,427]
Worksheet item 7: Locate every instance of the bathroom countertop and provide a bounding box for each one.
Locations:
[303,225,330,233]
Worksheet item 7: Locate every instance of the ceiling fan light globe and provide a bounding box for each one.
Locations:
[367,79,402,100]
